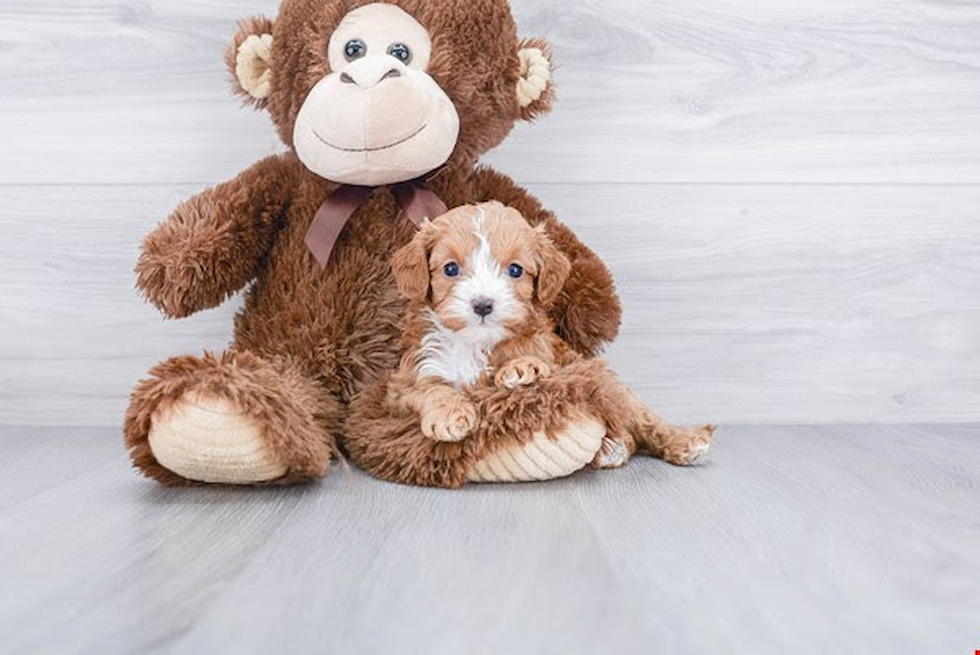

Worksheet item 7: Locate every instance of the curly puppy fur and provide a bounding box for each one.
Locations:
[125,0,621,486]
[345,204,714,488]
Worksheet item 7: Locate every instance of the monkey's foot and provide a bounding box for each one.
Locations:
[125,351,338,486]
[467,412,605,483]
[148,392,288,485]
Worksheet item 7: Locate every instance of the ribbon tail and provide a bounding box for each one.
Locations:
[304,186,373,269]
[394,183,448,227]
[305,183,448,270]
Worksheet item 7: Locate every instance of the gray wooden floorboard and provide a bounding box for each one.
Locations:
[0,426,119,510]
[0,425,977,655]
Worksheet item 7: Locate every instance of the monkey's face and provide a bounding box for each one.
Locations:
[229,0,557,186]
[292,4,460,186]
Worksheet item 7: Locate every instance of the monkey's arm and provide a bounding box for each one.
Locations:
[466,166,622,357]
[135,154,297,319]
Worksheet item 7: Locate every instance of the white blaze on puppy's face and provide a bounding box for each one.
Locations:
[447,212,522,332]
[414,204,541,387]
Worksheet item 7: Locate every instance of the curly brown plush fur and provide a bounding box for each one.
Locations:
[124,0,622,486]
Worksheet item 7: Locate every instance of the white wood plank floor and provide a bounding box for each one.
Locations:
[1,424,977,655]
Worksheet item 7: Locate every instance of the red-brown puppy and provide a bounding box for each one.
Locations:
[388,202,715,468]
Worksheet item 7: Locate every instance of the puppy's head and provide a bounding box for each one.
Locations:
[392,202,571,340]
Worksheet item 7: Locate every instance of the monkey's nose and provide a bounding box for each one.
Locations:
[472,298,495,318]
[340,67,402,88]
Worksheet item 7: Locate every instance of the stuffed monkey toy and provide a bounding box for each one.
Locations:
[125,0,634,486]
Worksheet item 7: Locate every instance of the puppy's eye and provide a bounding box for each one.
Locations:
[444,262,461,278]
[387,43,412,64]
[507,263,524,279]
[344,39,367,61]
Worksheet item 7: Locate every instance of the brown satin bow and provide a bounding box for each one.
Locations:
[304,182,448,269]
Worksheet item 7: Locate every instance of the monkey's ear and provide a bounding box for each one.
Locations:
[516,39,555,121]
[392,221,437,302]
[226,16,276,109]
[533,225,571,307]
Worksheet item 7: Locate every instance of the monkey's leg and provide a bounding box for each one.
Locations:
[125,350,341,486]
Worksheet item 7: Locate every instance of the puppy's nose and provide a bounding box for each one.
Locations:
[472,297,495,318]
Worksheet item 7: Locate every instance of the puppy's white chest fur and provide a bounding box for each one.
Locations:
[416,315,504,388]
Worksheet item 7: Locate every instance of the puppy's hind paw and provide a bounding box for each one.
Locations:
[593,437,631,469]
[661,425,716,466]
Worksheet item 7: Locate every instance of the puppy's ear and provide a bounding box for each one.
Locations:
[516,38,555,121]
[392,221,436,302]
[533,225,572,307]
[226,16,275,109]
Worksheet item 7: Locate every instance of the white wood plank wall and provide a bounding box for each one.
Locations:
[1,0,978,426]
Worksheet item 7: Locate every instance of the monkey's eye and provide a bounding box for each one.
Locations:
[444,262,461,278]
[344,39,367,61]
[387,43,412,64]
[507,263,524,279]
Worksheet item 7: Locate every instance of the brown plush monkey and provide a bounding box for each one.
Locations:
[125,0,626,486]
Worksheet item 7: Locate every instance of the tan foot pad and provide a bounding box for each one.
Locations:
[148,393,287,485]
[467,415,605,483]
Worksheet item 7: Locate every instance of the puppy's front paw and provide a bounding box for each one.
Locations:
[495,356,552,390]
[421,398,478,442]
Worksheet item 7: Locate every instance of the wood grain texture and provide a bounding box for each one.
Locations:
[0,424,977,655]
[1,0,979,184]
[2,184,978,426]
[1,0,979,424]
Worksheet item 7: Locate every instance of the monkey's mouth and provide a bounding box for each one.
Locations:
[312,123,428,153]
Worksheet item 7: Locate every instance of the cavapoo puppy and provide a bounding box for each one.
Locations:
[384,201,715,471]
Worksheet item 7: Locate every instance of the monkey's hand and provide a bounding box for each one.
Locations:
[136,155,294,319]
